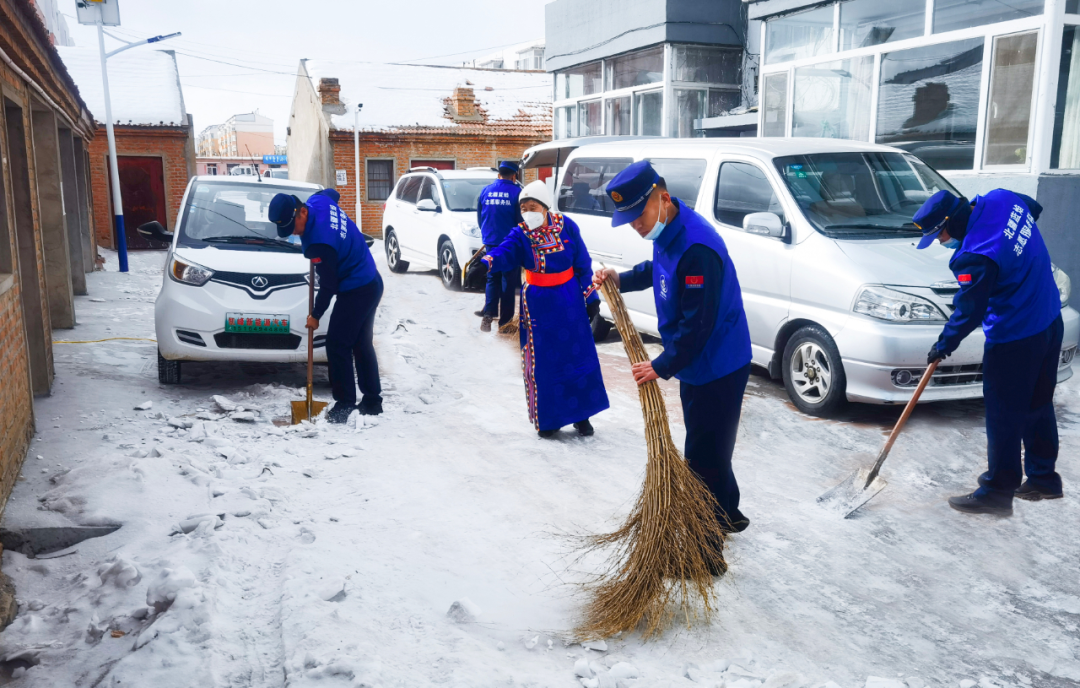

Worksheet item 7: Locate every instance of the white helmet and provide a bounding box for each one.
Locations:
[519,179,553,210]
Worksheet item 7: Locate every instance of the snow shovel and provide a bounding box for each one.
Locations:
[291,262,328,424]
[818,359,940,518]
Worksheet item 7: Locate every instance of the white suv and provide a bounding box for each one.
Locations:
[381,167,496,289]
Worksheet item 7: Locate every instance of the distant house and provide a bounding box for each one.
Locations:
[286,60,552,236]
[57,46,196,250]
[196,111,277,177]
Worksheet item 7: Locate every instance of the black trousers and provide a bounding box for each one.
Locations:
[977,314,1064,503]
[326,274,383,408]
[680,363,751,526]
[483,244,521,324]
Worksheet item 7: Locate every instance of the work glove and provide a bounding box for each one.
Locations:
[586,300,600,321]
[926,343,948,366]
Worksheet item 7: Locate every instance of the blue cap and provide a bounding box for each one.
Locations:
[269,193,301,237]
[913,190,963,249]
[606,160,660,227]
[497,160,520,174]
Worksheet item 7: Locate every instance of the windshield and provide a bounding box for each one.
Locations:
[774,152,958,239]
[440,178,493,212]
[178,181,318,251]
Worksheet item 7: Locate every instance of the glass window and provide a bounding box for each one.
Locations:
[440,178,491,211]
[647,158,708,209]
[839,0,925,51]
[984,31,1038,166]
[714,162,785,228]
[1052,26,1080,168]
[709,89,741,117]
[556,62,602,100]
[672,89,706,138]
[605,46,664,91]
[933,0,1042,35]
[672,45,741,84]
[606,96,631,135]
[773,152,957,238]
[634,90,663,136]
[366,159,394,201]
[762,72,789,137]
[876,38,984,170]
[579,99,602,136]
[555,105,577,139]
[765,5,835,65]
[1068,0,1079,12]
[558,158,634,217]
[793,56,873,140]
[178,181,317,250]
[417,177,438,205]
[397,176,422,203]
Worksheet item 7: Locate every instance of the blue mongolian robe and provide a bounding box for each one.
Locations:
[485,212,609,431]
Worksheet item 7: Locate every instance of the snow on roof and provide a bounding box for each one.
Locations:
[302,60,551,136]
[56,46,186,127]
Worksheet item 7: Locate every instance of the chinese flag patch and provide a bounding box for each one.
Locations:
[685,275,704,289]
[958,274,972,284]
[311,257,322,264]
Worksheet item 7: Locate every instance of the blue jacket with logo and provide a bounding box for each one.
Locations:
[477,178,522,246]
[619,198,752,385]
[936,190,1060,355]
[300,189,377,317]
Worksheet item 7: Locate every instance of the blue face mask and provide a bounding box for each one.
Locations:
[643,203,669,241]
[942,237,960,249]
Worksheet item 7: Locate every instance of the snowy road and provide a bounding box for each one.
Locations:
[1,247,1077,688]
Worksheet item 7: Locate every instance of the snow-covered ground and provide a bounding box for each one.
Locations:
[1,247,1077,688]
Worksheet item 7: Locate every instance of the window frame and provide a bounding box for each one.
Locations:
[365,158,396,202]
[556,156,635,218]
[711,159,789,235]
[981,29,1042,170]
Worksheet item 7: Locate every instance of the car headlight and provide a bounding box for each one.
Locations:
[853,286,946,322]
[458,220,480,238]
[1052,264,1071,308]
[170,257,214,286]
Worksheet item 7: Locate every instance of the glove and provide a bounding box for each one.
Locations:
[926,343,948,366]
[586,300,600,321]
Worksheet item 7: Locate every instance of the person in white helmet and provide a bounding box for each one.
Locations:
[481,180,609,438]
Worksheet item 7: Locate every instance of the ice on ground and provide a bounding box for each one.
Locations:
[134,401,152,410]
[447,598,482,624]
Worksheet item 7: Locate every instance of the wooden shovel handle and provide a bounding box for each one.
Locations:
[306,262,315,417]
[864,359,940,487]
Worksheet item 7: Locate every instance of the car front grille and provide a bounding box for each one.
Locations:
[209,271,307,300]
[213,333,301,350]
[891,363,983,388]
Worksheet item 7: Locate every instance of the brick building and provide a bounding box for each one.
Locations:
[287,61,552,236]
[0,0,96,541]
[56,46,196,250]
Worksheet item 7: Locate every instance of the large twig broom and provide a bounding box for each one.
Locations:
[576,279,728,640]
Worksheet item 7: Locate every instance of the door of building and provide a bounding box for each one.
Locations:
[411,159,455,170]
[113,155,168,249]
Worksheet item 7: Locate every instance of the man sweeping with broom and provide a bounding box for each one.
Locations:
[594,161,753,533]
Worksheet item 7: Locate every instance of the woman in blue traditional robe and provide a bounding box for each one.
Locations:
[483,181,609,437]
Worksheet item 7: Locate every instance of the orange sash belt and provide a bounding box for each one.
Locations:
[525,267,574,287]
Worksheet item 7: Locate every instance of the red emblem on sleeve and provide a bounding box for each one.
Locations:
[958,274,972,284]
[311,257,322,264]
[685,275,704,288]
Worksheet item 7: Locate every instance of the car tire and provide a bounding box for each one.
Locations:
[591,314,613,342]
[782,325,847,417]
[158,349,181,385]
[385,229,409,273]
[438,239,462,291]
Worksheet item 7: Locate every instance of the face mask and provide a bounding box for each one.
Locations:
[643,201,669,241]
[942,237,960,249]
[522,211,545,230]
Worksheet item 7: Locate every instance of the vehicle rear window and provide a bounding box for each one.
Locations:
[558,158,633,217]
[397,176,422,204]
[647,158,707,209]
[714,162,785,227]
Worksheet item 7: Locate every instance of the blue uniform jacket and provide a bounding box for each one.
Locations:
[477,178,522,246]
[301,189,378,319]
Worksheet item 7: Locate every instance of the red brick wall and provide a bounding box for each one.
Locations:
[89,125,193,249]
[0,284,33,508]
[329,132,548,238]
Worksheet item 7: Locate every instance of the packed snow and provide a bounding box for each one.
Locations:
[56,47,187,127]
[0,247,1077,687]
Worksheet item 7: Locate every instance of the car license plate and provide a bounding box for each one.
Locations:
[225,313,290,334]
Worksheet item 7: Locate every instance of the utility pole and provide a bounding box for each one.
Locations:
[353,103,363,231]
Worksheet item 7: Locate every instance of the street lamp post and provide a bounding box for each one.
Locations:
[353,103,363,230]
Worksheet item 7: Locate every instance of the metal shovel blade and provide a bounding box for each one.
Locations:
[290,399,328,425]
[817,461,889,518]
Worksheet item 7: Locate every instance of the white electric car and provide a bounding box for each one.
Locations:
[380,167,497,289]
[147,176,354,384]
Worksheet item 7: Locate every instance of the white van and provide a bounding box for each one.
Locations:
[525,138,1078,417]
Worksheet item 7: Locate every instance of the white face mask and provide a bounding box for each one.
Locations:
[522,211,545,230]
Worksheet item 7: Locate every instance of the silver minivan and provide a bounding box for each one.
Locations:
[524,138,1078,417]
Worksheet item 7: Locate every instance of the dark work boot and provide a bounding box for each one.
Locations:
[474,309,486,317]
[1015,481,1063,501]
[358,399,383,416]
[948,491,1013,516]
[480,317,493,333]
[720,509,750,534]
[327,403,355,424]
[573,420,594,436]
[537,428,559,438]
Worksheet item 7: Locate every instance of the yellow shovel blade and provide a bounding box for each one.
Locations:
[291,399,329,425]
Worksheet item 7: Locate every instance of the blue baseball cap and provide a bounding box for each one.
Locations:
[497,160,520,174]
[913,190,964,249]
[269,193,302,237]
[606,160,660,227]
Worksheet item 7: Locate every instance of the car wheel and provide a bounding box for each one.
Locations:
[385,229,409,273]
[438,239,462,291]
[158,349,181,385]
[591,314,613,342]
[782,325,847,417]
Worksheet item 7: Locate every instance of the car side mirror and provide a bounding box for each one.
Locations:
[743,212,786,239]
[137,220,173,243]
[416,198,439,212]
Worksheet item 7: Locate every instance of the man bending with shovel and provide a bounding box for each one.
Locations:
[914,190,1063,515]
[270,189,383,423]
